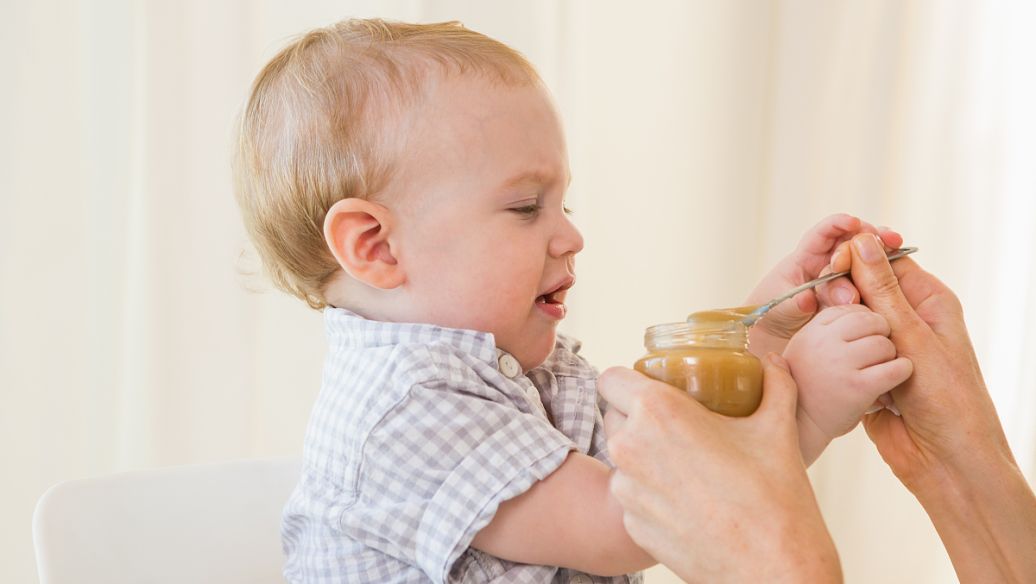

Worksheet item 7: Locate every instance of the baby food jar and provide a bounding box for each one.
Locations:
[633,315,762,417]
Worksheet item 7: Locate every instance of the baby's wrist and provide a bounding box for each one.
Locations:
[795,407,833,466]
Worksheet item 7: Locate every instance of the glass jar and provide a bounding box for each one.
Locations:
[633,315,762,417]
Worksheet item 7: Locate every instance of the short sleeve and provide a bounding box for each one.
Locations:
[341,378,577,584]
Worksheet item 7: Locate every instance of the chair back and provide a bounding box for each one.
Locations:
[33,457,301,584]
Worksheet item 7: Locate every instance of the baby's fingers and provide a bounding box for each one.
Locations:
[865,392,897,414]
[877,226,903,250]
[858,356,914,394]
[798,213,862,255]
[855,220,903,249]
[829,229,903,273]
[834,309,892,341]
[849,335,899,369]
[864,399,885,415]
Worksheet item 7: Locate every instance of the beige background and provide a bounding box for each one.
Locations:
[3,1,1035,582]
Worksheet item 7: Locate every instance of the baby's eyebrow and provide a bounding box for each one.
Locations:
[497,171,572,192]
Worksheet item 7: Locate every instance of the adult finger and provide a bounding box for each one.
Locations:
[753,353,799,423]
[848,234,931,341]
[597,367,648,415]
[603,407,627,439]
[888,256,969,345]
[830,231,899,274]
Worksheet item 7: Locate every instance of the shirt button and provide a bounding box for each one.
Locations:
[498,353,521,378]
[569,576,593,584]
[525,386,541,403]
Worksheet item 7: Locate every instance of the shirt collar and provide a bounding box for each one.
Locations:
[325,307,506,369]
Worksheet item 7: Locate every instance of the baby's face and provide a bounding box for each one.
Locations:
[390,73,582,371]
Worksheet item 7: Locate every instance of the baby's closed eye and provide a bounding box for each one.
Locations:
[510,203,542,217]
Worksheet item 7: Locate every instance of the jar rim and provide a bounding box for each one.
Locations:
[645,319,746,336]
[644,319,749,351]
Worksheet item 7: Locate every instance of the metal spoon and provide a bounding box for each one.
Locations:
[741,247,919,327]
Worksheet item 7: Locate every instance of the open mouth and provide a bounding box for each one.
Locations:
[535,291,563,305]
[536,277,575,306]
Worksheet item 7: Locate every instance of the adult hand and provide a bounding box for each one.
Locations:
[841,233,1036,583]
[834,234,1009,488]
[599,355,842,583]
[745,213,902,358]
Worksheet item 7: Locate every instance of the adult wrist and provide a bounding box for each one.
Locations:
[909,455,1036,583]
[904,432,1018,502]
[770,504,843,583]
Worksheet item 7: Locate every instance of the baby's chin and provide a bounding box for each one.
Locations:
[512,331,558,372]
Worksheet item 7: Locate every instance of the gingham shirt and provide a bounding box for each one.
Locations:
[282,308,642,584]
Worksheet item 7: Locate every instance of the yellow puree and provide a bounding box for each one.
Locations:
[634,306,763,417]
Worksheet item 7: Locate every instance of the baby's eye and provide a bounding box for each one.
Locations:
[563,205,574,215]
[511,204,542,217]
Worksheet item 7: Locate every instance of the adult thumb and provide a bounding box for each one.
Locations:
[849,234,928,339]
[756,353,798,421]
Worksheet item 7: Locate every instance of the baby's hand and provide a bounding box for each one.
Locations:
[783,304,913,465]
[746,214,902,358]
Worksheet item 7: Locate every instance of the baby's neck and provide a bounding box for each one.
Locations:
[324,274,409,323]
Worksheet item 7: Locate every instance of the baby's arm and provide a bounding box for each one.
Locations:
[784,304,913,465]
[471,452,655,576]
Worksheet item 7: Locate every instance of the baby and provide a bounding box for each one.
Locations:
[232,18,910,584]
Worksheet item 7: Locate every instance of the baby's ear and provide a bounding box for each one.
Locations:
[323,198,405,289]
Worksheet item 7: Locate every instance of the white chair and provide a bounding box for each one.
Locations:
[32,457,301,584]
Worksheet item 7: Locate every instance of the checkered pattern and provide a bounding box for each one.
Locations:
[282,308,642,584]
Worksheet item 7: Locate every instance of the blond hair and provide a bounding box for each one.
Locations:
[233,18,540,309]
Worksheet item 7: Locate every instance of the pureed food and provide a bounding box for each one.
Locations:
[634,306,762,417]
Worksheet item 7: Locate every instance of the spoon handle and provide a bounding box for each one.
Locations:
[744,247,919,326]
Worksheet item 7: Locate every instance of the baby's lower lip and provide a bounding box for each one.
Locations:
[536,301,566,320]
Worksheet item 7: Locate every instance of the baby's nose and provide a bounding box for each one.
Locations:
[549,216,584,258]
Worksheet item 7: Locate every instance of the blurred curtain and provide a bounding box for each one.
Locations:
[562,2,1036,583]
[3,1,1033,582]
[771,2,1036,581]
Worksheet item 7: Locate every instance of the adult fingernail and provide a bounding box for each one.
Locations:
[767,353,789,371]
[854,233,883,263]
